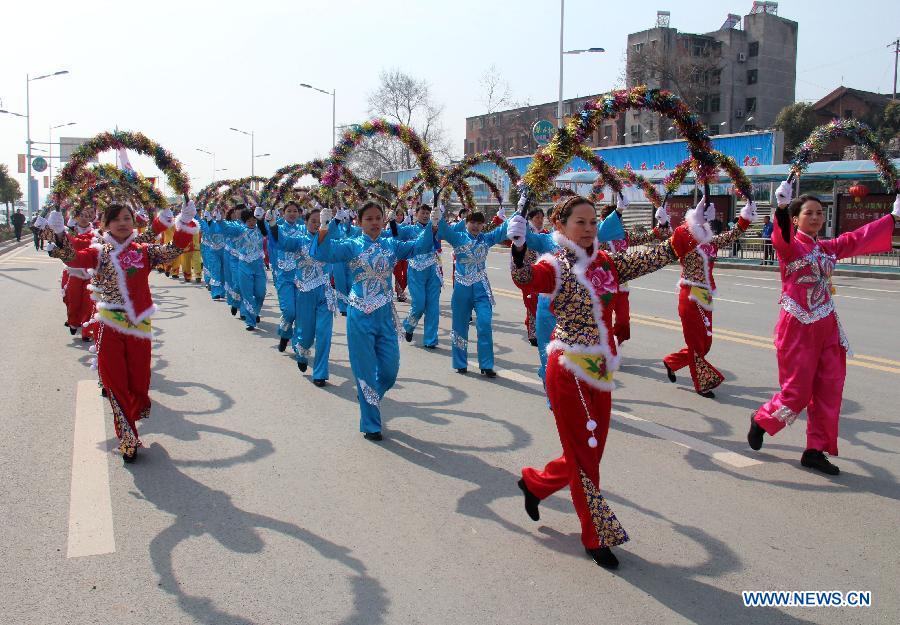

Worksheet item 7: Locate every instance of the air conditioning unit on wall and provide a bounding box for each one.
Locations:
[737,52,746,62]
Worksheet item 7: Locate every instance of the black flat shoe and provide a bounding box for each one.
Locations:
[230,306,237,316]
[256,316,260,323]
[297,361,308,372]
[698,390,715,399]
[404,330,413,343]
[239,315,245,321]
[212,295,223,300]
[245,326,256,332]
[517,478,540,521]
[456,368,467,375]
[81,336,92,343]
[747,413,765,451]
[122,448,138,464]
[529,337,538,346]
[423,344,437,350]
[480,368,497,378]
[585,547,619,569]
[800,449,840,475]
[363,432,383,442]
[101,388,108,398]
[69,326,77,336]
[340,311,347,317]
[312,379,327,387]
[278,337,289,352]
[164,271,170,277]
[664,362,676,383]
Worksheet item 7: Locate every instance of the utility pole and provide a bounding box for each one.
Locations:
[890,38,899,100]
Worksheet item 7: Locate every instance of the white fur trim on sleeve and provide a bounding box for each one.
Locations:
[175,219,199,235]
[684,207,713,245]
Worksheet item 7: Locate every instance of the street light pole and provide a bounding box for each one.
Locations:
[557,0,565,129]
[24,70,68,215]
[196,148,216,183]
[49,122,75,188]
[300,83,337,148]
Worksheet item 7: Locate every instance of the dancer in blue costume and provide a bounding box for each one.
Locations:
[266,202,305,351]
[199,210,226,300]
[270,207,335,386]
[396,204,443,348]
[312,201,438,440]
[437,210,510,377]
[221,206,242,316]
[221,206,268,331]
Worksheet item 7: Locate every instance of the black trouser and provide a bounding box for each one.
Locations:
[763,239,773,265]
[14,226,23,242]
[31,229,44,250]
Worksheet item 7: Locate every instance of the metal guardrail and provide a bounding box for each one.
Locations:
[715,238,900,267]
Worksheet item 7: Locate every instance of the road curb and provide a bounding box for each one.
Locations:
[716,260,900,280]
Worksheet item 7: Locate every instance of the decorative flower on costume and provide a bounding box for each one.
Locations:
[118,249,145,276]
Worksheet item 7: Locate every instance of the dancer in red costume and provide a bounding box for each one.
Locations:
[60,208,99,341]
[521,208,548,346]
[663,198,755,398]
[507,195,708,568]
[45,202,198,463]
[747,184,900,475]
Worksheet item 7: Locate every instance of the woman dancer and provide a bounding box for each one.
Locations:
[312,201,438,440]
[221,206,268,331]
[662,199,753,398]
[267,202,305,351]
[45,203,198,462]
[507,195,713,568]
[748,185,899,474]
[60,207,99,341]
[521,208,548,346]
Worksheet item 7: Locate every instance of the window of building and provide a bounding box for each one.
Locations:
[698,96,708,113]
[521,135,529,149]
[709,126,720,136]
[468,142,475,155]
[748,41,759,57]
[633,42,644,53]
[843,109,854,119]
[747,69,758,85]
[745,97,757,114]
[711,69,722,85]
[630,124,641,141]
[506,136,514,151]
[479,118,485,129]
[710,94,721,113]
[490,137,500,150]
[603,125,613,141]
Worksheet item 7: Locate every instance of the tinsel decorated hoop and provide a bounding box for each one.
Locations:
[56,163,166,216]
[323,120,441,192]
[441,150,521,200]
[464,171,504,206]
[53,130,190,209]
[261,160,327,207]
[616,166,664,209]
[659,152,754,207]
[789,119,899,193]
[571,144,625,203]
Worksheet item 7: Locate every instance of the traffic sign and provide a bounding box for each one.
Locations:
[532,120,555,146]
[32,156,48,172]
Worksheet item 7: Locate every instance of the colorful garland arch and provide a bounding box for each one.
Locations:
[571,143,625,201]
[659,152,754,205]
[323,120,441,192]
[261,160,328,207]
[55,163,166,216]
[616,166,664,209]
[789,119,899,192]
[54,130,190,208]
[464,171,504,206]
[520,86,714,212]
[442,150,521,193]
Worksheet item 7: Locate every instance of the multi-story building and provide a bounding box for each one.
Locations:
[463,95,627,157]
[624,2,797,143]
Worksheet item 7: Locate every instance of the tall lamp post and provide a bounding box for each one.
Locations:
[25,70,69,214]
[557,1,604,128]
[196,148,215,182]
[300,83,336,147]
[49,121,76,187]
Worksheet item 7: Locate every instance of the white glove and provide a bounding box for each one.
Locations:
[202,210,211,220]
[179,200,197,223]
[213,210,223,221]
[704,201,716,222]
[275,209,282,218]
[34,215,48,229]
[655,204,669,225]
[48,210,66,235]
[496,206,507,220]
[617,194,630,210]
[320,207,333,224]
[430,207,442,227]
[892,195,900,218]
[775,180,793,207]
[67,217,76,228]
[507,214,527,246]
[161,208,174,223]
[402,213,412,225]
[264,209,274,222]
[386,209,396,222]
[740,201,758,223]
[253,206,264,219]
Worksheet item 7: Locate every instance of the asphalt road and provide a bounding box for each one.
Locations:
[2,242,898,625]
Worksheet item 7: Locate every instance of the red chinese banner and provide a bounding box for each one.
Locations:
[837,194,900,240]
[667,195,731,228]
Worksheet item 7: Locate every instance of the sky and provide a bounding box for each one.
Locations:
[2,0,898,205]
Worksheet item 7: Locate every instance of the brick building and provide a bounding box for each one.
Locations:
[810,86,893,161]
[463,95,627,157]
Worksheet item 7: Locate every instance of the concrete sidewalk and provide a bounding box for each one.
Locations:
[716,257,900,280]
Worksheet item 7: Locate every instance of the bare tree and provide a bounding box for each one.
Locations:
[346,69,456,179]
[479,65,514,114]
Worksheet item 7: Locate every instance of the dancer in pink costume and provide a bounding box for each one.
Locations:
[748,182,900,475]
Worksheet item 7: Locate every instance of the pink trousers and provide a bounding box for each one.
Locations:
[754,311,846,455]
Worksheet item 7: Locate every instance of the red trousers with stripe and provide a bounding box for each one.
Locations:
[97,324,152,450]
[64,275,94,340]
[663,286,724,394]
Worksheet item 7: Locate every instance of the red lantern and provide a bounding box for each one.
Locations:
[848,183,869,203]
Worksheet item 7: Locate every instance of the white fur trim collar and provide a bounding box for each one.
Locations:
[551,231,596,265]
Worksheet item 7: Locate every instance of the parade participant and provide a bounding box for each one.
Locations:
[221,206,268,331]
[507,194,708,568]
[176,218,202,283]
[598,203,672,344]
[270,207,334,385]
[267,202,305,352]
[45,202,198,463]
[199,211,226,300]
[437,210,509,377]
[160,215,178,278]
[393,208,409,302]
[398,204,443,349]
[311,201,438,440]
[662,198,753,398]
[747,185,900,475]
[222,206,244,318]
[61,208,99,341]
[521,208,548,346]
[330,205,353,317]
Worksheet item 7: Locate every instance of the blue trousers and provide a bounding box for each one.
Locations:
[225,253,242,308]
[238,260,267,328]
[347,305,400,433]
[535,294,556,382]
[294,285,333,380]
[207,248,225,299]
[402,266,441,346]
[200,245,210,285]
[275,278,297,339]
[450,282,494,371]
[332,263,350,314]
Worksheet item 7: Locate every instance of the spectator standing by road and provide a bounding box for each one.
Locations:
[12,209,26,242]
[761,215,774,265]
